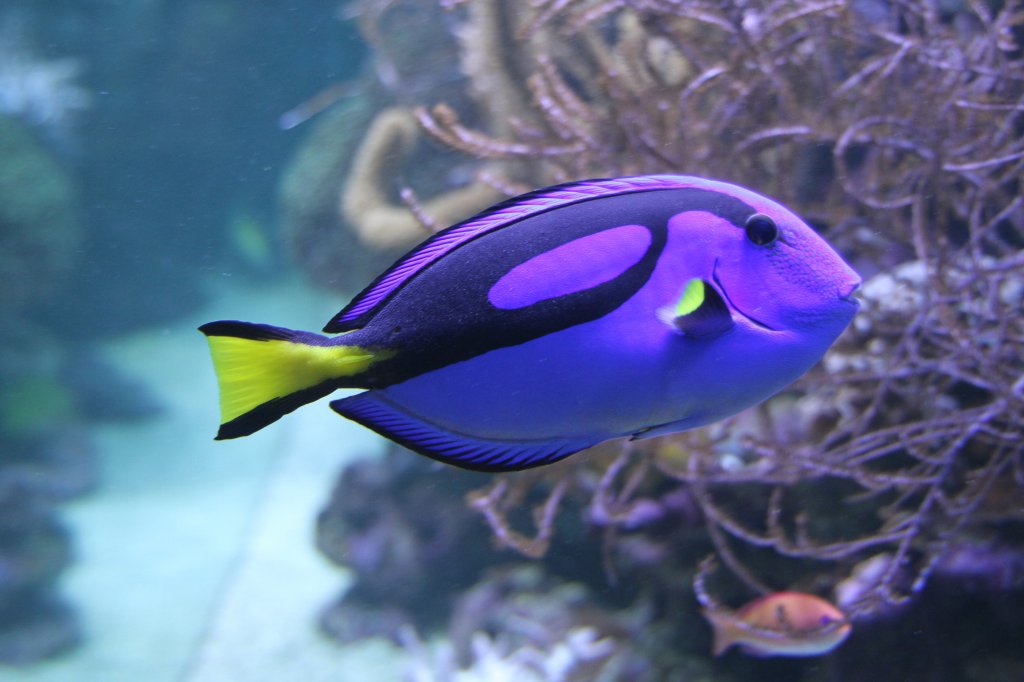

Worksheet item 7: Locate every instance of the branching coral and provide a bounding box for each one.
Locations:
[341,106,501,249]
[403,626,619,682]
[418,0,1024,212]
[311,2,1024,676]
[322,1,509,252]
[399,0,1024,624]
[400,566,654,681]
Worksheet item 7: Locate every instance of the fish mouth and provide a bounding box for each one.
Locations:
[839,281,862,307]
[711,259,777,332]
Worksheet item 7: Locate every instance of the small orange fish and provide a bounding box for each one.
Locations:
[702,591,851,657]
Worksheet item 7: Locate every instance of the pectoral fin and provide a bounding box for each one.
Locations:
[630,413,705,441]
[663,279,734,339]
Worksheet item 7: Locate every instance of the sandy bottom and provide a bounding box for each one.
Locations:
[15,277,410,682]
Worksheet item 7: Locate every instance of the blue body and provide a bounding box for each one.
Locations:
[325,176,861,470]
[205,175,861,471]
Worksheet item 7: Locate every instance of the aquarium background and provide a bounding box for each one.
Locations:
[1,1,1022,681]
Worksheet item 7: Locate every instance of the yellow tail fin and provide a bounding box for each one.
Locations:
[199,321,381,439]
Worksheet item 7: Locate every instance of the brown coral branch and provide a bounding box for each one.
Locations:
[416,103,587,158]
[341,106,500,249]
[468,476,570,559]
[393,0,1024,614]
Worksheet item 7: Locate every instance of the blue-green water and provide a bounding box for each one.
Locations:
[2,2,1022,681]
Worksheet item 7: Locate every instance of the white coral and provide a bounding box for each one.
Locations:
[0,17,90,132]
[402,626,619,682]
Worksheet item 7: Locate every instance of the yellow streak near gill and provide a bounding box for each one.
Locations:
[675,278,706,317]
[204,335,377,424]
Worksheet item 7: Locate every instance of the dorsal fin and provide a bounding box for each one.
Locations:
[323,175,710,333]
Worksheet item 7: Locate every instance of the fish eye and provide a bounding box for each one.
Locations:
[745,214,778,246]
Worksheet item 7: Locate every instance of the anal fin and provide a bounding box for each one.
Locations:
[331,392,601,472]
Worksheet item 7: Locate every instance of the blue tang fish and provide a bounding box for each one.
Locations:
[200,175,860,471]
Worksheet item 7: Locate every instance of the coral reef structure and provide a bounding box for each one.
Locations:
[314,0,1024,678]
[0,483,79,664]
[316,447,500,641]
[403,0,1024,616]
[341,106,499,250]
[0,113,91,664]
[0,81,155,666]
[0,115,80,312]
[399,567,636,681]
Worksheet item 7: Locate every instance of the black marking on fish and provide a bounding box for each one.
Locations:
[216,380,338,439]
[335,188,756,389]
